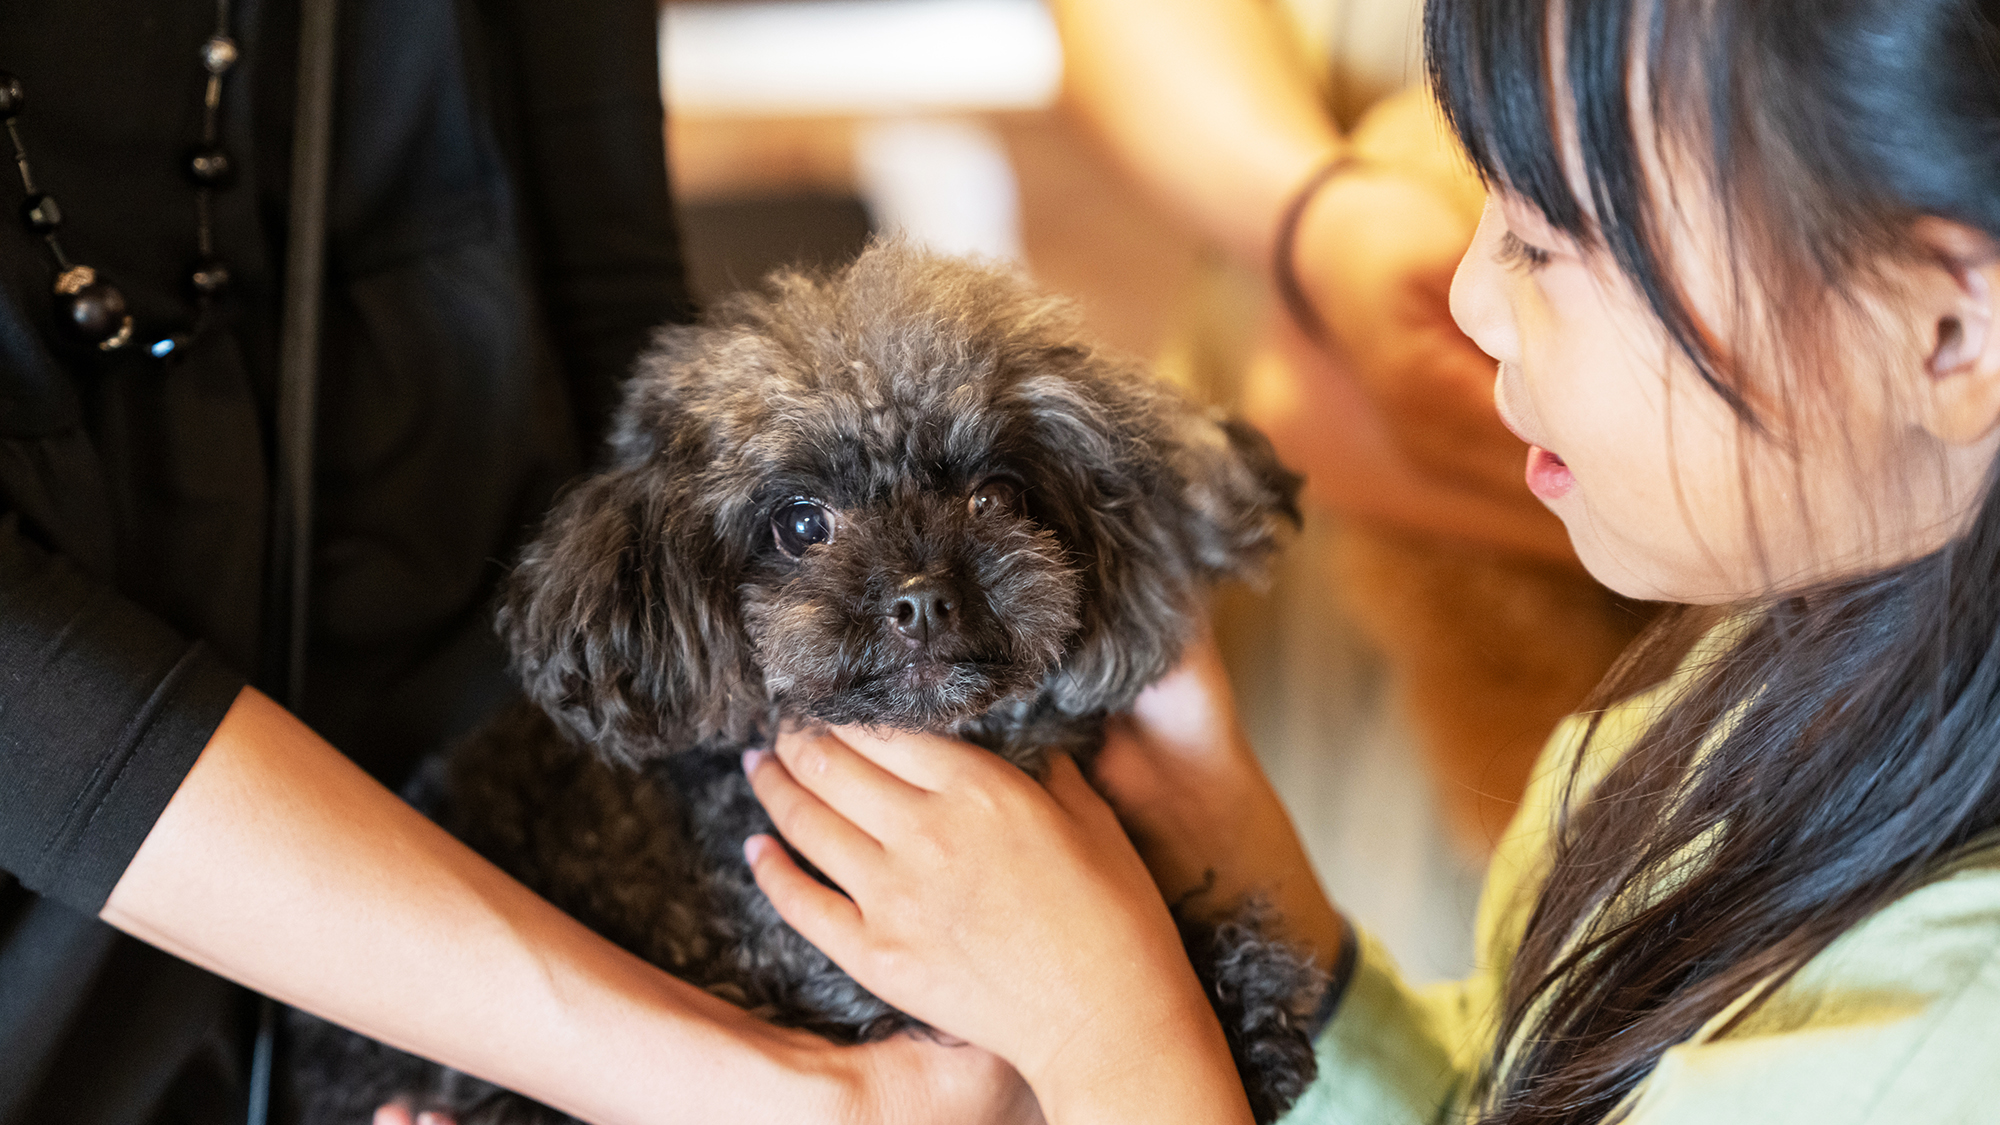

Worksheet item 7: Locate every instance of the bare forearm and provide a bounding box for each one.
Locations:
[101,688,834,1125]
[1027,991,1255,1125]
[1098,643,1351,977]
[1050,0,1341,262]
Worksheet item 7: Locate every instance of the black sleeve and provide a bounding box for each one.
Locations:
[0,513,246,913]
[478,0,698,454]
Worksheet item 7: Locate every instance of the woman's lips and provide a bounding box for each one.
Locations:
[1526,445,1576,501]
[1494,365,1573,500]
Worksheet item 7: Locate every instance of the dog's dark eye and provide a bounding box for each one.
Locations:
[773,500,835,557]
[969,477,1022,519]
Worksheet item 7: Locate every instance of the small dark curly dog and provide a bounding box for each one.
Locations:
[291,243,1323,1124]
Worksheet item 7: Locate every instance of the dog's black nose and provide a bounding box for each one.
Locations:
[891,578,956,645]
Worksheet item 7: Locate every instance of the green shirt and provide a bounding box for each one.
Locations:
[1287,664,2000,1124]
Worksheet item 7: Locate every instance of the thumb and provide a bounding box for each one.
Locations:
[1091,717,1167,816]
[1045,753,1122,835]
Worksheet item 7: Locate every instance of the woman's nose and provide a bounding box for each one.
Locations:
[1450,198,1522,367]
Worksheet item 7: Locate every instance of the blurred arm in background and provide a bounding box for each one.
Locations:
[1049,0,1572,564]
[1051,0,1655,859]
[1050,0,1339,266]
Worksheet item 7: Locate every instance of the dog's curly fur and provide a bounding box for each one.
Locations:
[289,243,1323,1125]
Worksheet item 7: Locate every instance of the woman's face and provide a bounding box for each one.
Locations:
[1450,188,1992,604]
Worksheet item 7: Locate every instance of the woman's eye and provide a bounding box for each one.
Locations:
[968,477,1022,518]
[772,500,834,557]
[1498,230,1554,272]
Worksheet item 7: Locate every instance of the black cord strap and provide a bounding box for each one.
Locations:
[1271,153,1360,346]
[249,1,341,1122]
[1304,914,1362,1042]
[270,0,340,714]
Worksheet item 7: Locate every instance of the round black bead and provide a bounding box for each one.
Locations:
[61,280,130,345]
[20,193,61,233]
[0,73,23,121]
[186,146,235,188]
[190,257,231,296]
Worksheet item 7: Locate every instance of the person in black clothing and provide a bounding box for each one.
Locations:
[0,3,1028,1122]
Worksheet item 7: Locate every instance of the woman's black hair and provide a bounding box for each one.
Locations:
[1425,1,2000,1123]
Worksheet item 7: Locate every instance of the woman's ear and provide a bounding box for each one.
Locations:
[1912,218,2000,447]
[497,459,762,766]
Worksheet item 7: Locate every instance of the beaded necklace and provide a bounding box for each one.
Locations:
[1,0,239,358]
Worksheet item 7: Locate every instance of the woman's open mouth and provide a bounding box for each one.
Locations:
[1526,445,1576,501]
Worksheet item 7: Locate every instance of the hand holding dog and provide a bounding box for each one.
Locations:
[1093,637,1348,969]
[745,728,1255,1125]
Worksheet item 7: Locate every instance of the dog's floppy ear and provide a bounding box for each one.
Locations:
[1026,355,1303,715]
[497,451,762,765]
[1169,411,1304,583]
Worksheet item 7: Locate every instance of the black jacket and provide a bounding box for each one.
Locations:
[0,0,691,1120]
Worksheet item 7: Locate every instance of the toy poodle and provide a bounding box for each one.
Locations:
[290,242,1322,1124]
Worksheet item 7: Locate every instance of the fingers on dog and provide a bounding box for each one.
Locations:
[744,748,885,889]
[743,834,866,953]
[1044,753,1124,835]
[825,723,1000,792]
[1090,719,1168,821]
[770,726,929,835]
[370,1106,454,1125]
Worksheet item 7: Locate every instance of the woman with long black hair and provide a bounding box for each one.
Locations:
[743,0,2000,1121]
